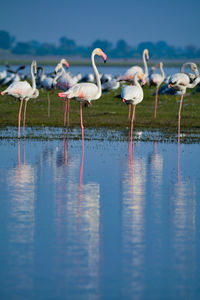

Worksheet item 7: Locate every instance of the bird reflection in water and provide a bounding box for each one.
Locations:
[121,130,147,296]
[54,130,100,297]
[169,137,197,297]
[5,140,36,292]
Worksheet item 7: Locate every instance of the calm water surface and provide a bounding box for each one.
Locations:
[0,129,200,300]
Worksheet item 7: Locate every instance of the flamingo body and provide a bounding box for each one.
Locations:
[118,49,149,82]
[59,82,99,103]
[1,81,35,100]
[121,84,143,105]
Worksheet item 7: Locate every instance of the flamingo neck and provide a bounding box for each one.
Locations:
[91,51,101,99]
[187,77,200,88]
[30,62,36,92]
[54,67,65,84]
[143,51,148,78]
[133,74,141,88]
[160,63,165,80]
[40,67,45,80]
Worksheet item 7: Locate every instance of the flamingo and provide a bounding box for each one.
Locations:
[121,71,145,141]
[118,49,149,83]
[1,60,39,139]
[149,62,165,119]
[56,58,76,91]
[168,62,200,140]
[58,48,107,131]
[37,65,65,118]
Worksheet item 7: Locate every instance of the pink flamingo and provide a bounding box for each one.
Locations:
[121,71,144,141]
[58,48,107,132]
[149,62,165,119]
[118,49,149,83]
[1,60,39,138]
[168,62,200,140]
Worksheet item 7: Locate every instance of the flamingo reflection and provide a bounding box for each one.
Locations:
[5,140,36,291]
[121,131,147,294]
[54,134,100,294]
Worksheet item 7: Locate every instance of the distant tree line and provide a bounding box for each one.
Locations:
[0,30,199,59]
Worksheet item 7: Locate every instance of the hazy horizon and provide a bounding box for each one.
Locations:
[0,0,200,48]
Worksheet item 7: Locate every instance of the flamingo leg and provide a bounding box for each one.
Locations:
[67,98,70,127]
[178,93,184,141]
[47,92,50,118]
[128,103,131,119]
[64,97,67,127]
[154,87,159,119]
[80,102,84,130]
[18,99,23,139]
[23,100,27,137]
[130,105,135,142]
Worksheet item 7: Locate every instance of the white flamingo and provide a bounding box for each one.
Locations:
[121,71,145,140]
[37,65,65,118]
[56,58,78,91]
[168,62,200,140]
[1,60,39,138]
[118,49,149,82]
[149,62,165,119]
[58,48,107,130]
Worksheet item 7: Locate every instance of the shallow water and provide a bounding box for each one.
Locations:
[0,64,181,78]
[0,129,200,300]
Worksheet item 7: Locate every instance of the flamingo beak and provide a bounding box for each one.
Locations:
[122,98,125,103]
[102,53,107,63]
[65,62,69,69]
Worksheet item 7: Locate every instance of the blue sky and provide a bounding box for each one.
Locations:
[0,0,200,47]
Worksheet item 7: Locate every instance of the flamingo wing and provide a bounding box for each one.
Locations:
[2,81,32,98]
[150,73,163,86]
[65,83,99,101]
[121,85,143,104]
[169,73,190,87]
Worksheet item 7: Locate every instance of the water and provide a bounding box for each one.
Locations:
[0,64,181,78]
[0,128,200,300]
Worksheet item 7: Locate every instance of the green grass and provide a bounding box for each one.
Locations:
[0,85,200,133]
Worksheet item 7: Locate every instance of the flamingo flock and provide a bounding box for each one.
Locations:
[0,47,200,141]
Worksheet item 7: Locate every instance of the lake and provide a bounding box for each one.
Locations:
[0,128,200,299]
[0,64,181,78]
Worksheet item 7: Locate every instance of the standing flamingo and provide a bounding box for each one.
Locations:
[118,49,149,83]
[1,60,39,138]
[168,62,200,140]
[37,65,65,118]
[149,62,165,119]
[58,48,107,133]
[121,71,145,141]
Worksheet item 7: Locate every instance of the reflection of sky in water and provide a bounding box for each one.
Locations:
[0,137,200,299]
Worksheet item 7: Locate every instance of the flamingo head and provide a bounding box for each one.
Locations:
[60,58,69,69]
[144,49,149,61]
[32,60,37,75]
[94,48,107,63]
[135,71,146,85]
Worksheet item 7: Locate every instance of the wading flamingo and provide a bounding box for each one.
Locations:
[121,71,145,141]
[58,48,107,132]
[168,62,200,140]
[1,60,39,138]
[118,49,149,83]
[149,62,165,119]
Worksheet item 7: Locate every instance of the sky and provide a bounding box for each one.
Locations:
[0,0,200,48]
